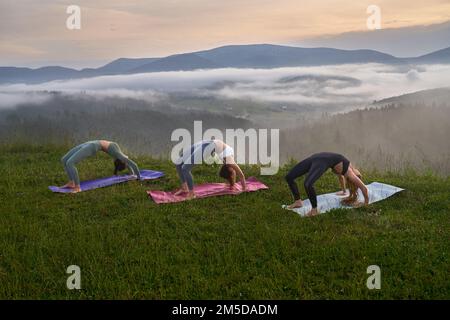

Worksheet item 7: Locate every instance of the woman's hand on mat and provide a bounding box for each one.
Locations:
[336,190,347,196]
[351,201,365,208]
[241,181,247,191]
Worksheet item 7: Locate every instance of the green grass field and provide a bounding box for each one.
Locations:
[0,144,449,299]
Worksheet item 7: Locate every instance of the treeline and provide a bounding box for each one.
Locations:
[1,92,449,175]
[0,93,252,157]
[280,103,450,175]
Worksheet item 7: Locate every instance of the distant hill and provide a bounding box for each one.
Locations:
[196,44,399,68]
[95,57,159,74]
[0,92,253,156]
[408,47,450,64]
[373,87,450,106]
[297,20,450,57]
[129,53,223,73]
[1,44,450,84]
[0,66,79,84]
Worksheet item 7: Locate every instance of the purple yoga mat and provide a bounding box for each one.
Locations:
[147,176,268,204]
[49,170,164,193]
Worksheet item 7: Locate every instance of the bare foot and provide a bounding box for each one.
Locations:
[70,186,81,193]
[174,189,188,196]
[186,191,196,200]
[287,199,303,209]
[306,208,319,217]
[61,182,75,189]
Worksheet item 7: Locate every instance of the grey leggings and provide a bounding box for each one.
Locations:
[176,141,215,191]
[61,141,100,185]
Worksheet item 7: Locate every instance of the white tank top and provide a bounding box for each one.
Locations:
[218,145,234,160]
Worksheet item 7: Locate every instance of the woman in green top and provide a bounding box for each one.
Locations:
[60,140,140,193]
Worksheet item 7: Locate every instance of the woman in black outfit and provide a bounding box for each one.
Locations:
[285,152,368,216]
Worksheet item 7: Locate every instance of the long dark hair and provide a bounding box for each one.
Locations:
[114,159,126,175]
[219,164,234,186]
[342,171,363,206]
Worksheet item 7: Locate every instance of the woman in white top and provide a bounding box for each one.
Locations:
[174,139,247,199]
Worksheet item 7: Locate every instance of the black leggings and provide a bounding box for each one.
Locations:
[285,158,329,208]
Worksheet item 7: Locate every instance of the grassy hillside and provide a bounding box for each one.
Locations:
[0,144,449,299]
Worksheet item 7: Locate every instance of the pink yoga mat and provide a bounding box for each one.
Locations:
[147,176,268,204]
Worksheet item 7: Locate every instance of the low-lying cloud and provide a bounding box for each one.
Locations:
[0,91,51,108]
[2,63,450,109]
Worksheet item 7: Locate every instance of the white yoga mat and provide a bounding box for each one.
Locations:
[282,182,404,217]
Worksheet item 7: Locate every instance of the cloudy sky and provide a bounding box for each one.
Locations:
[1,0,450,68]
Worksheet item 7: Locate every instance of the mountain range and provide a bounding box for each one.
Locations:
[1,44,450,84]
[297,20,450,57]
